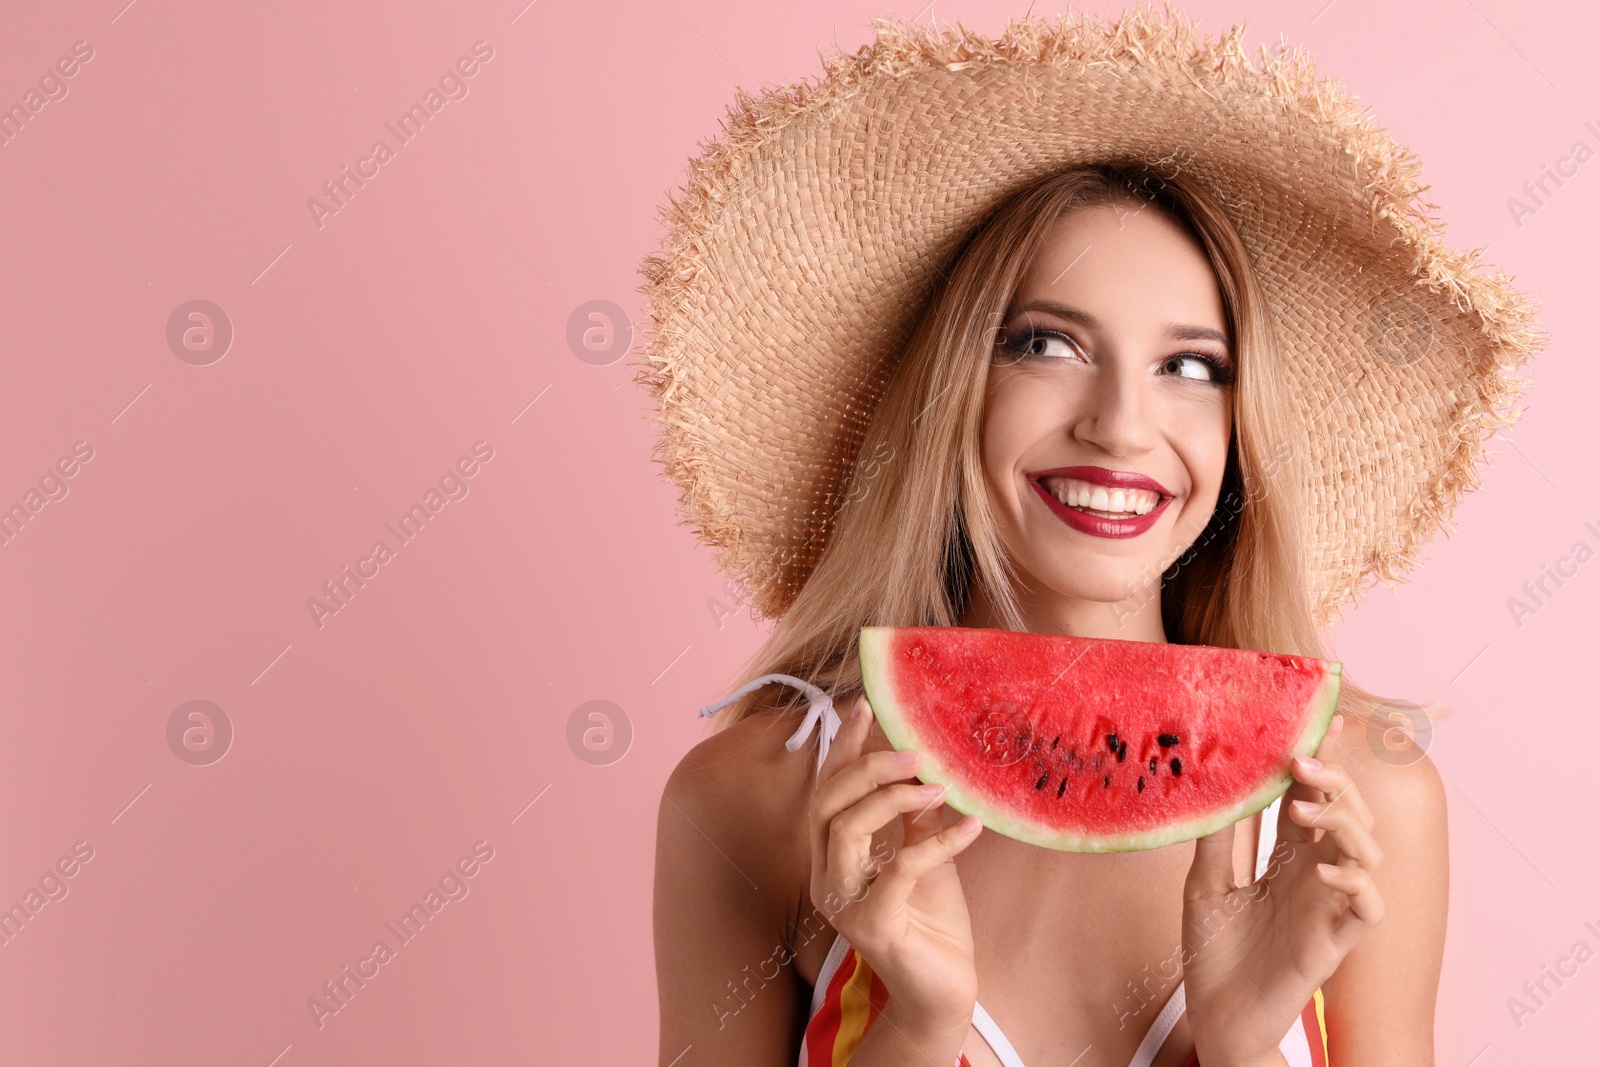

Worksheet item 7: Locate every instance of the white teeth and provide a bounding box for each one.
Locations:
[1041,476,1164,517]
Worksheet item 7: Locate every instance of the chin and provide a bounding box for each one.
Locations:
[1029,559,1160,609]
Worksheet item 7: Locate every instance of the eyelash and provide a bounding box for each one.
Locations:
[998,327,1235,386]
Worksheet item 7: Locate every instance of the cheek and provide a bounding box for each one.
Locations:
[979,380,1054,507]
[983,371,1068,452]
[1170,401,1232,499]
[979,413,1015,487]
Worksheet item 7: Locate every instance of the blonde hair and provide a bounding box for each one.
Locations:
[710,163,1397,742]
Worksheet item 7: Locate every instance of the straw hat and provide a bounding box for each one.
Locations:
[633,3,1545,628]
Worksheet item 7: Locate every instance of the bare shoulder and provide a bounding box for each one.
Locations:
[660,708,818,873]
[655,707,821,952]
[1319,711,1448,1062]
[1333,709,1447,845]
[654,709,820,1065]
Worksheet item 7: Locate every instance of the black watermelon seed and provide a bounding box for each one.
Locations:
[1158,733,1180,748]
[1102,774,1111,787]
[1137,776,1145,792]
[1057,776,1069,798]
[1107,732,1119,753]
[1116,740,1128,762]
[1051,735,1060,749]
[1148,757,1158,774]
[1170,757,1182,776]
[1035,772,1050,790]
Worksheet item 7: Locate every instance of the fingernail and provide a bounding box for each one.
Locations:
[957,815,981,834]
[919,783,945,798]
[1297,755,1322,771]
[892,750,920,764]
[1292,799,1319,815]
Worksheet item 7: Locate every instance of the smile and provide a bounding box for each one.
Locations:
[1026,465,1174,539]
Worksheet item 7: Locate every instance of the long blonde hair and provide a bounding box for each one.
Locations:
[711,163,1394,739]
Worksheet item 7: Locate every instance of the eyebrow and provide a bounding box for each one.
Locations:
[1012,298,1232,349]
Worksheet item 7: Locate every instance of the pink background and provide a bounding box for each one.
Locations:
[0,0,1592,1063]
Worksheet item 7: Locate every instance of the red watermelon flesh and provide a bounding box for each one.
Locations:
[859,626,1341,852]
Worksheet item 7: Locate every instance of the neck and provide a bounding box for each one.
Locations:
[958,577,1168,643]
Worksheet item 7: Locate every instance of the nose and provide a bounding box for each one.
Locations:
[1070,361,1159,459]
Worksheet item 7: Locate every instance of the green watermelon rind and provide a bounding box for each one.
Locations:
[859,627,1343,854]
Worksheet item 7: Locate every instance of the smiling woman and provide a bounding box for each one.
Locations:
[976,181,1246,641]
[677,166,1374,1067]
[653,164,1394,1067]
[639,10,1543,1067]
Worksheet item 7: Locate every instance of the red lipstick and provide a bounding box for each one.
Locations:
[1027,465,1174,539]
[1030,465,1172,495]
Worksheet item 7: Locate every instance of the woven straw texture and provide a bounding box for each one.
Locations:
[633,3,1545,627]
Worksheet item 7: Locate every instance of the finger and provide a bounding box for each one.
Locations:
[1290,755,1374,832]
[1288,799,1384,871]
[1312,713,1350,790]
[818,694,871,785]
[811,748,927,880]
[1311,714,1346,766]
[825,785,943,904]
[832,780,940,857]
[1286,758,1376,857]
[1185,821,1238,898]
[870,812,982,905]
[810,697,874,866]
[1275,780,1317,848]
[1315,863,1386,942]
[815,747,928,825]
[895,774,952,879]
[1285,714,1346,811]
[1278,740,1372,848]
[901,779,950,849]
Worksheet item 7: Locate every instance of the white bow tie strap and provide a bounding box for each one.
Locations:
[697,672,842,772]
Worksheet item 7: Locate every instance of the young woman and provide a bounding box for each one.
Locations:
[643,10,1542,1067]
[654,163,1443,1067]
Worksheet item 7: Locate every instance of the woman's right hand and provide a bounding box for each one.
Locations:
[807,692,983,1047]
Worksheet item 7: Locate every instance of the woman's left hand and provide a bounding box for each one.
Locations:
[1180,714,1387,1065]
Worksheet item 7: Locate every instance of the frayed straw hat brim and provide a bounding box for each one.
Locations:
[634,3,1546,627]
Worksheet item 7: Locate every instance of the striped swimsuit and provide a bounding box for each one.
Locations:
[698,675,1333,1067]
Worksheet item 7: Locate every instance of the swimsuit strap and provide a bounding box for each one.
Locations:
[698,672,841,775]
[810,931,854,1019]
[970,1002,1028,1067]
[1254,794,1285,882]
[1127,981,1186,1067]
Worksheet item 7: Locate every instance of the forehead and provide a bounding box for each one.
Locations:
[1011,201,1226,331]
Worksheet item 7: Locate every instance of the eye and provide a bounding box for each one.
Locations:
[999,326,1085,364]
[1159,353,1229,383]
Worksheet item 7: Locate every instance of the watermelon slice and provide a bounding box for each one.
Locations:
[858,626,1341,852]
